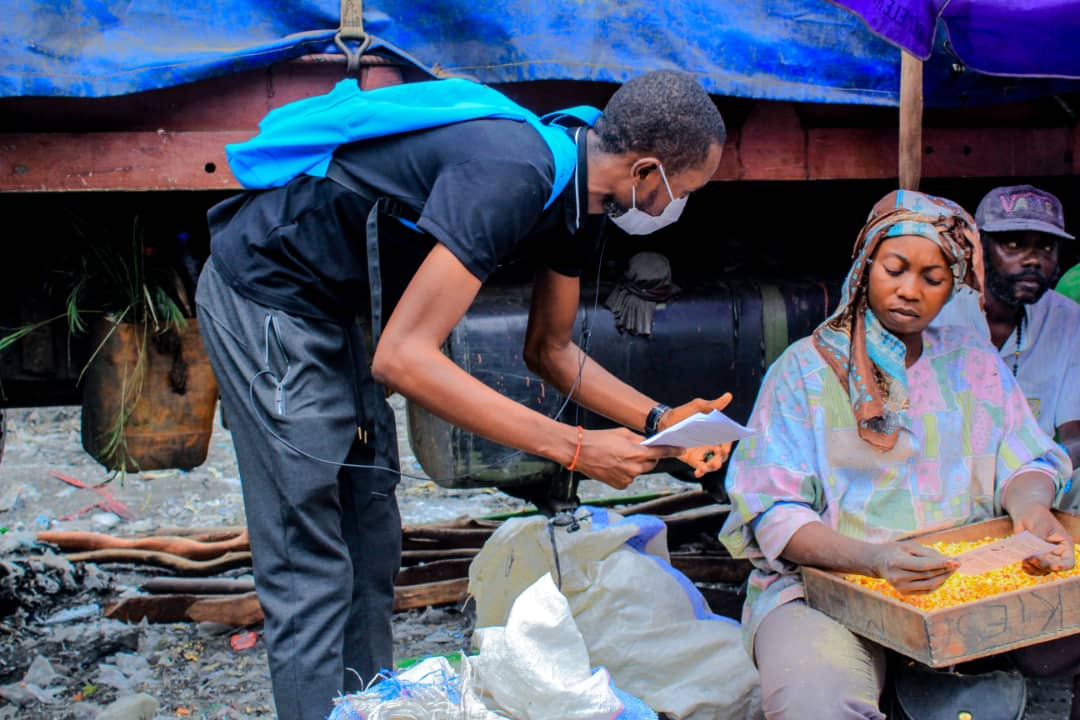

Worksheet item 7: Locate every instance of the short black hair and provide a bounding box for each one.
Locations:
[594,70,725,175]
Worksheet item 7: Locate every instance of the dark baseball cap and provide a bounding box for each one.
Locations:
[975,184,1074,240]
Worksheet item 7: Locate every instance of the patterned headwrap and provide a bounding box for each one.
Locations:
[812,189,983,451]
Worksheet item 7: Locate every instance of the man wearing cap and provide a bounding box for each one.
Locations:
[935,184,1080,507]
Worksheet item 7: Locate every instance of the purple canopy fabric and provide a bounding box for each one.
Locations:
[832,0,1080,79]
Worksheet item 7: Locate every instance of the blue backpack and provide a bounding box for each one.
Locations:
[225,77,601,210]
[225,78,601,347]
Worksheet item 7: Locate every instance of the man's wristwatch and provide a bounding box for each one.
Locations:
[644,403,671,437]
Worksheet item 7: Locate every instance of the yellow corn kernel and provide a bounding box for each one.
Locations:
[844,538,1080,611]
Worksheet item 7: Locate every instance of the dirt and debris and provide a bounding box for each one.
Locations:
[3,402,1074,719]
[0,400,695,719]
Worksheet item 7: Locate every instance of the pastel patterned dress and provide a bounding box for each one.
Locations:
[719,325,1072,654]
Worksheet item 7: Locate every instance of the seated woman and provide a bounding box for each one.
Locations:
[719,189,1076,720]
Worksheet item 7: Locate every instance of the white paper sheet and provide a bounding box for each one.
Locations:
[953,531,1060,576]
[640,409,756,448]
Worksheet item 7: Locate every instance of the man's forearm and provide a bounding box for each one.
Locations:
[377,343,581,466]
[529,338,657,433]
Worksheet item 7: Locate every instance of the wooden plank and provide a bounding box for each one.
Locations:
[187,592,264,626]
[104,594,206,624]
[138,562,475,594]
[401,527,493,550]
[401,548,480,565]
[38,529,249,559]
[660,506,731,548]
[899,51,923,190]
[924,127,1071,178]
[396,558,473,586]
[3,122,1074,192]
[736,102,806,181]
[0,59,403,193]
[105,591,265,626]
[0,58,402,134]
[696,584,744,620]
[141,578,255,595]
[394,578,469,612]
[808,126,1073,180]
[404,516,501,531]
[710,134,741,181]
[803,565,933,663]
[804,512,1080,668]
[807,127,897,180]
[64,548,253,575]
[0,131,250,191]
[670,553,752,584]
[108,578,470,626]
[618,490,716,517]
[132,526,245,541]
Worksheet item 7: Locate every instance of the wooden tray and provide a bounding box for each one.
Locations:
[802,512,1080,668]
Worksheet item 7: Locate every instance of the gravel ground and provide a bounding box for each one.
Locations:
[0,401,1074,719]
[0,398,693,720]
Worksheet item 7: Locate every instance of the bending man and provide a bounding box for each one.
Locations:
[196,70,730,720]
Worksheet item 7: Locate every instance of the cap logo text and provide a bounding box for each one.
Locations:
[1000,192,1054,216]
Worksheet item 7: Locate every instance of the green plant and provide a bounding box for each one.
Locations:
[0,214,195,478]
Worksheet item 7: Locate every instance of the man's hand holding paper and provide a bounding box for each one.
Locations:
[642,393,756,477]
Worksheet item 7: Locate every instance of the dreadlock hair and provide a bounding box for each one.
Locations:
[593,70,725,175]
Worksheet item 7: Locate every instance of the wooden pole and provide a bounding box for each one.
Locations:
[899,51,924,190]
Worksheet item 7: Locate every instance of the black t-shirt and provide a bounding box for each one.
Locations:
[208,118,603,324]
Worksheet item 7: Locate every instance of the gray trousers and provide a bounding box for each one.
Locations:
[754,601,887,720]
[195,258,402,720]
[757,600,1080,720]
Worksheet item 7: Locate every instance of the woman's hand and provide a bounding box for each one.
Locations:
[872,541,958,594]
[1011,504,1075,574]
[1003,472,1074,574]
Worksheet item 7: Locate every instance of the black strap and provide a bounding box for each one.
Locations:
[324,164,421,349]
[365,198,385,346]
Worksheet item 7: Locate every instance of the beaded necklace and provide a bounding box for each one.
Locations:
[1011,313,1026,377]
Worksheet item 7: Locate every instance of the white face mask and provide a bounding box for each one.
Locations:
[608,163,688,235]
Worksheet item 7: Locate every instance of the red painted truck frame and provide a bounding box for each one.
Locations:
[3,56,1078,192]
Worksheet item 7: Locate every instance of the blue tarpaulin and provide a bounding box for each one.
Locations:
[4,0,1080,105]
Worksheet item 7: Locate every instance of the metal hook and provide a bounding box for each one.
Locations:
[334,31,372,76]
[335,0,371,76]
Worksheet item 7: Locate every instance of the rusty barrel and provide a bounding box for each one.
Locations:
[407,278,836,489]
[81,317,218,471]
